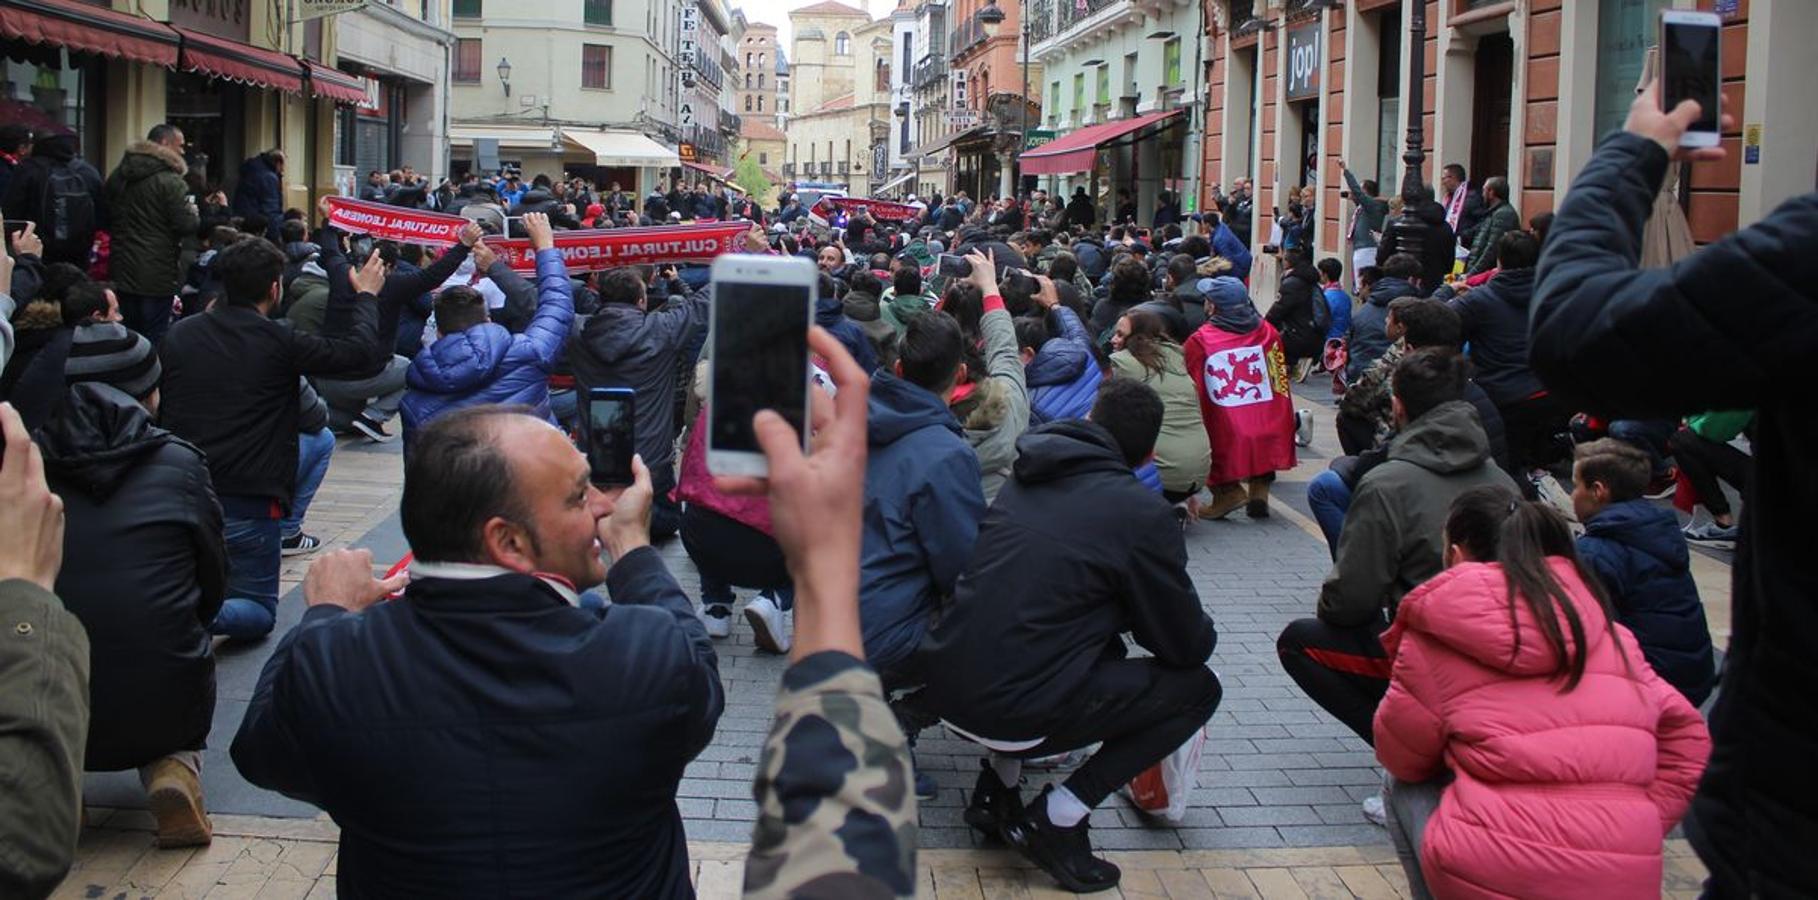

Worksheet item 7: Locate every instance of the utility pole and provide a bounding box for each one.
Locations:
[1389,4,1428,259]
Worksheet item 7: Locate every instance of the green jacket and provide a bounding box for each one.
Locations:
[0,580,89,899]
[877,286,937,336]
[1318,400,1517,627]
[1112,343,1211,492]
[1341,168,1389,250]
[745,651,915,898]
[1687,409,1753,443]
[104,141,199,298]
[1466,200,1520,275]
[281,270,330,336]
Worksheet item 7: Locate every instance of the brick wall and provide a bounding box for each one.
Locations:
[1202,25,1226,209]
[1258,25,1278,235]
[1421,0,1438,184]
[1521,0,1561,225]
[1322,10,1347,252]
[1686,0,1748,243]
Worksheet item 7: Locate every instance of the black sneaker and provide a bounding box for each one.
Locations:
[350,414,396,443]
[280,532,322,557]
[1005,786,1121,893]
[962,760,1024,842]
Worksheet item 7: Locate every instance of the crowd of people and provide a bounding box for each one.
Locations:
[0,77,1811,900]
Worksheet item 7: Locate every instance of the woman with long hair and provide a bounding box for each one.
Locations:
[1376,486,1710,899]
[1110,309,1210,509]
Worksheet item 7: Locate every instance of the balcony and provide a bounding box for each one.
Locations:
[948,18,985,57]
[1058,0,1120,33]
[1028,0,1053,44]
[1033,0,1140,59]
[837,161,850,175]
[719,109,741,133]
[912,54,948,90]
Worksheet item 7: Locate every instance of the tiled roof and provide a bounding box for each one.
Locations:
[815,93,856,111]
[741,120,788,141]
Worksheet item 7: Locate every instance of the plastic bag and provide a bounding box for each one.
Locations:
[1121,726,1206,825]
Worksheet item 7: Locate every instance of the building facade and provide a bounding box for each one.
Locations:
[785,1,897,195]
[333,0,457,187]
[735,19,779,122]
[943,0,1043,201]
[775,45,791,127]
[447,0,683,190]
[907,0,951,199]
[1022,0,1202,220]
[1200,0,1817,299]
[0,0,387,216]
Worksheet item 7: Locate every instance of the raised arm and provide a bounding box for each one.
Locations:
[519,216,577,369]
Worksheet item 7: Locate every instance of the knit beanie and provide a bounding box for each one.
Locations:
[65,322,160,400]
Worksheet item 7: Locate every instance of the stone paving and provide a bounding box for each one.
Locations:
[66,389,1727,896]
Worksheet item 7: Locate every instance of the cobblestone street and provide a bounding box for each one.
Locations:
[67,399,1725,896]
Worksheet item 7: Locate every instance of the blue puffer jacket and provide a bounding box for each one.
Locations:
[1026,307,1100,424]
[1212,223,1253,281]
[400,249,575,450]
[1576,499,1718,706]
[1345,275,1417,382]
[861,372,986,675]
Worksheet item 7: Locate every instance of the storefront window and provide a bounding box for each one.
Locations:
[0,46,98,161]
[1594,0,1668,141]
[167,70,245,192]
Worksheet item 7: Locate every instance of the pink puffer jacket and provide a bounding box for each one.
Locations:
[1374,559,1711,900]
[673,407,772,534]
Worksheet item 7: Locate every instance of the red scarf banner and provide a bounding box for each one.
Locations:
[810,195,922,224]
[321,196,755,273]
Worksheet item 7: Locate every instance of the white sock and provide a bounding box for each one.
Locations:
[990,755,1022,788]
[1045,784,1090,828]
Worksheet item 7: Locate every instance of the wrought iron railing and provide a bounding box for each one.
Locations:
[1028,0,1054,44]
[1056,0,1119,35]
[912,54,948,90]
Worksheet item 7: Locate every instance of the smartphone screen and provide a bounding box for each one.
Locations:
[937,253,971,279]
[710,280,811,455]
[1662,18,1720,134]
[585,388,636,486]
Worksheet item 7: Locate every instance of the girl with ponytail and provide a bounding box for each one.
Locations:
[1374,485,1712,899]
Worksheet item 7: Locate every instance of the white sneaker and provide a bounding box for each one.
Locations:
[744,592,793,654]
[1361,793,1387,827]
[702,604,733,639]
[1295,408,1313,447]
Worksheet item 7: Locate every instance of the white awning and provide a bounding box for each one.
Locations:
[563,130,680,168]
[449,123,562,150]
[870,170,916,197]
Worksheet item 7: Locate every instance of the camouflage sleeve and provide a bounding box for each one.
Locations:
[1338,342,1402,427]
[743,651,917,899]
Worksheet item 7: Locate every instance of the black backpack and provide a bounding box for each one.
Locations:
[41,164,96,256]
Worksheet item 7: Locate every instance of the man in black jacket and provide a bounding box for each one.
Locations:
[1449,229,1561,480]
[232,406,722,899]
[569,266,711,540]
[1376,187,1456,293]
[920,378,1219,894]
[2,132,105,268]
[314,212,480,441]
[158,240,387,640]
[1529,82,1818,898]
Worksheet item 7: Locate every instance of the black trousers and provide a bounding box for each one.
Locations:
[1277,617,1391,745]
[679,505,791,605]
[119,292,173,344]
[1336,410,1379,457]
[1498,393,1572,477]
[1009,660,1222,809]
[649,460,680,541]
[1671,426,1750,518]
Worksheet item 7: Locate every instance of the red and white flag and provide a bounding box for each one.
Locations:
[809,195,923,225]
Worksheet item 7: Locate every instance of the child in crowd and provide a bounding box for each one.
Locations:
[1571,438,1719,705]
[1376,487,1710,899]
[1317,257,1352,395]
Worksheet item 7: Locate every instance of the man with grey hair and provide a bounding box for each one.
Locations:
[1465,175,1519,275]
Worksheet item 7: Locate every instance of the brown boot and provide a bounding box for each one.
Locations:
[1199,483,1248,520]
[1245,478,1272,519]
[144,757,212,847]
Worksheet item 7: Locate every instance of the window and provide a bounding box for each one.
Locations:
[1594,0,1669,140]
[745,94,753,111]
[835,32,850,55]
[453,38,482,82]
[757,94,764,111]
[758,73,764,89]
[876,59,890,92]
[1096,64,1109,104]
[747,52,754,67]
[745,72,753,88]
[1163,38,1181,85]
[583,44,612,89]
[452,0,481,18]
[584,0,612,25]
[760,152,768,164]
[1072,72,1084,115]
[759,53,765,68]
[1049,79,1060,123]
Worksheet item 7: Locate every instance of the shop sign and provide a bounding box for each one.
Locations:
[169,0,251,42]
[680,143,697,162]
[872,142,887,175]
[1744,124,1761,165]
[948,110,978,126]
[296,0,370,23]
[1285,23,1320,101]
[1023,129,1056,151]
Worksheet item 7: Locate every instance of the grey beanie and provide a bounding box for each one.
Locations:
[65,322,161,400]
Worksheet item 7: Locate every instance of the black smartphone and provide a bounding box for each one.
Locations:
[584,387,637,486]
[937,253,972,279]
[706,255,814,477]
[1660,10,1722,150]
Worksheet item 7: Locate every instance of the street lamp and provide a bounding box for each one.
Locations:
[1389,5,1429,259]
[497,57,513,97]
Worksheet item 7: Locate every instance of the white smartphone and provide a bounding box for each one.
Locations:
[706,254,815,477]
[1659,10,1722,150]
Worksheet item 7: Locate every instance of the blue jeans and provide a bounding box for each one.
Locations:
[212,513,282,639]
[281,429,335,539]
[1307,469,1354,558]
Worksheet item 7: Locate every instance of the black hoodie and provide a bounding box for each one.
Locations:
[919,419,1217,741]
[34,383,226,770]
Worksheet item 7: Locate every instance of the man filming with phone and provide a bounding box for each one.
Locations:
[399,212,574,451]
[231,408,723,898]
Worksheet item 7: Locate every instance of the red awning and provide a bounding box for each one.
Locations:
[682,160,732,179]
[304,61,367,105]
[1019,109,1185,176]
[176,27,304,94]
[0,0,180,67]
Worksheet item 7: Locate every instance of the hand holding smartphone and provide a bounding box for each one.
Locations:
[1658,10,1721,150]
[584,387,637,486]
[706,255,814,477]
